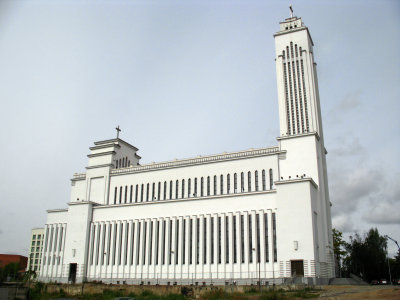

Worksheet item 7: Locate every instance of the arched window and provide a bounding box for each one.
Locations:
[130,185,133,203]
[201,177,204,197]
[247,171,251,192]
[175,180,179,199]
[194,178,198,197]
[262,170,266,191]
[207,176,210,196]
[188,178,191,198]
[146,183,150,201]
[152,183,155,200]
[135,185,138,202]
[140,184,144,202]
[158,182,161,201]
[255,171,259,191]
[220,175,223,195]
[119,186,123,204]
[269,169,273,189]
[182,179,185,198]
[114,187,117,204]
[227,174,230,194]
[234,173,237,193]
[163,181,167,200]
[213,175,217,195]
[169,181,173,199]
[125,186,128,203]
[241,172,244,192]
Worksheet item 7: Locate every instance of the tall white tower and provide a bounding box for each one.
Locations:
[274,14,335,279]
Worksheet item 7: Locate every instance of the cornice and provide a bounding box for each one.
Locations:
[87,151,116,158]
[276,131,320,141]
[94,138,139,151]
[111,146,281,176]
[86,163,114,170]
[46,208,68,213]
[275,177,318,189]
[89,144,120,151]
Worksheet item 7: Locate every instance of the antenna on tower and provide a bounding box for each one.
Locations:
[289,5,294,18]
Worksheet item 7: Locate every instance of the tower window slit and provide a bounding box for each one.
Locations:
[248,216,253,263]
[175,180,179,199]
[146,183,149,202]
[256,214,260,263]
[142,222,146,265]
[140,184,144,202]
[248,171,251,192]
[162,220,166,265]
[155,221,159,265]
[169,181,173,200]
[220,175,224,195]
[125,186,127,203]
[241,172,244,192]
[163,181,167,200]
[227,174,230,194]
[196,218,200,264]
[158,182,161,200]
[182,220,186,265]
[119,186,122,204]
[240,215,244,263]
[114,187,117,204]
[225,216,229,263]
[211,217,214,264]
[148,221,153,265]
[182,179,185,199]
[175,220,179,265]
[188,178,191,198]
[218,216,221,264]
[213,175,217,195]
[130,185,133,203]
[233,216,237,263]
[168,220,172,264]
[264,213,269,262]
[207,176,210,196]
[189,218,193,264]
[135,185,138,202]
[269,169,273,189]
[234,173,237,193]
[273,213,277,262]
[201,177,204,197]
[152,183,155,201]
[203,217,207,264]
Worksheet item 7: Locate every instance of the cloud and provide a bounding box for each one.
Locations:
[332,214,355,233]
[326,90,362,123]
[330,136,365,157]
[0,229,3,235]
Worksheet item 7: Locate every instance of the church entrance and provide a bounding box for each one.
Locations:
[68,263,77,283]
[290,260,304,277]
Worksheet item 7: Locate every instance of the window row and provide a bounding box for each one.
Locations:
[112,169,274,205]
[43,224,65,266]
[116,157,130,169]
[86,212,277,268]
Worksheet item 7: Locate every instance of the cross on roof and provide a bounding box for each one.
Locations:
[115,125,121,139]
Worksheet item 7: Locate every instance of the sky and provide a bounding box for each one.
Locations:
[0,0,399,258]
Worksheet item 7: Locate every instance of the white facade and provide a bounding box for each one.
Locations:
[27,228,44,272]
[39,15,334,285]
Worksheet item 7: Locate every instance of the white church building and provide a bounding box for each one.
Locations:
[39,14,335,285]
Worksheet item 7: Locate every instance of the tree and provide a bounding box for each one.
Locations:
[332,228,346,277]
[343,228,388,282]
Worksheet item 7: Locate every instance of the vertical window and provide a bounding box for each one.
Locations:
[182,220,186,265]
[175,180,179,199]
[128,160,130,166]
[146,183,150,201]
[119,224,123,265]
[140,184,144,202]
[136,223,141,265]
[218,217,221,264]
[241,172,244,192]
[155,221,159,265]
[164,181,167,200]
[189,218,193,264]
[220,175,223,195]
[248,171,251,192]
[227,174,230,194]
[211,217,214,264]
[255,171,259,191]
[152,183,155,200]
[213,175,217,195]
[169,181,173,200]
[162,221,166,264]
[135,185,139,202]
[158,182,161,200]
[182,179,185,199]
[262,170,266,191]
[248,216,253,263]
[196,218,200,264]
[114,187,117,204]
[116,160,119,169]
[175,220,179,264]
[107,224,112,265]
[188,179,191,198]
[142,222,147,265]
[201,177,204,197]
[125,186,128,203]
[234,173,237,193]
[113,224,117,265]
[130,185,133,203]
[194,178,198,196]
[149,222,153,265]
[264,213,269,262]
[225,216,229,263]
[269,169,273,189]
[207,176,210,196]
[203,217,207,264]
[130,223,135,265]
[273,213,277,262]
[233,216,237,263]
[119,186,122,203]
[256,214,260,263]
[168,220,173,264]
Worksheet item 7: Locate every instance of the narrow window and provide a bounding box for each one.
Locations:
[119,223,123,265]
[142,222,147,265]
[182,220,186,265]
[155,221,159,265]
[163,181,167,200]
[149,222,153,265]
[130,185,133,203]
[107,224,112,265]
[128,160,130,166]
[175,180,179,199]
[125,186,128,203]
[203,217,207,264]
[233,216,237,263]
[227,174,230,194]
[189,218,193,264]
[136,223,141,265]
[207,176,210,196]
[175,220,179,264]
[273,213,277,262]
[262,170,266,191]
[248,171,251,192]
[169,220,173,264]
[152,183,155,200]
[158,182,161,200]
[225,216,229,263]
[169,181,173,199]
[130,223,135,265]
[188,178,191,198]
[211,217,214,264]
[196,218,200,264]
[256,214,260,263]
[269,169,273,189]
[248,216,253,263]
[213,175,217,195]
[113,224,117,265]
[234,173,237,193]
[264,213,269,262]
[135,185,139,202]
[194,178,198,196]
[146,183,150,201]
[220,175,223,195]
[241,172,244,192]
[114,187,117,204]
[182,179,185,199]
[218,217,222,264]
[201,177,204,197]
[116,160,119,168]
[140,184,144,202]
[119,186,122,203]
[162,221,166,264]
[255,171,259,191]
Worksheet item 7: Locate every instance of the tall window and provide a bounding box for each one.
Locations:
[162,220,166,264]
[264,213,269,262]
[248,215,253,263]
[175,180,179,199]
[203,218,207,264]
[182,179,185,199]
[234,173,237,193]
[135,185,138,202]
[146,183,150,201]
[175,220,179,264]
[114,187,117,204]
[130,185,133,203]
[248,171,251,192]
[169,181,173,199]
[256,214,260,263]
[188,178,191,198]
[211,217,214,264]
[148,222,153,264]
[189,219,193,264]
[220,175,224,195]
[169,220,173,264]
[262,170,266,191]
[141,184,144,202]
[130,223,135,265]
[201,177,204,197]
[152,183,155,200]
[241,172,244,192]
[213,175,217,195]
[196,218,200,264]
[163,181,167,200]
[269,169,273,189]
[255,171,259,191]
[273,213,277,262]
[136,223,141,265]
[158,182,161,200]
[155,221,159,265]
[207,176,210,196]
[124,186,128,203]
[182,220,186,264]
[142,222,147,265]
[218,217,222,264]
[194,178,197,197]
[233,216,237,263]
[227,174,230,194]
[225,216,229,263]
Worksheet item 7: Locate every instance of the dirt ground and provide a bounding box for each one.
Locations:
[318,285,400,299]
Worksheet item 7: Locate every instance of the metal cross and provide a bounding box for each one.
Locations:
[289,5,294,18]
[115,125,121,139]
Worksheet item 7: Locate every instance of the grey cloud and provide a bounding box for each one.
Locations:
[332,214,356,233]
[330,136,365,157]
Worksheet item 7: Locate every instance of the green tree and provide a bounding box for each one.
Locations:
[332,228,347,277]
